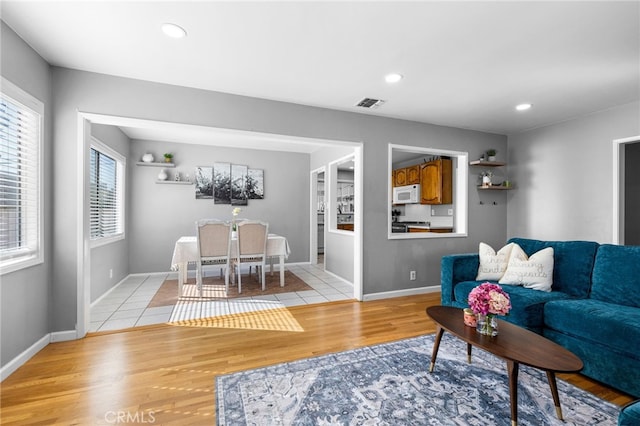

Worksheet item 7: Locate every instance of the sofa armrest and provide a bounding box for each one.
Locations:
[441,254,479,305]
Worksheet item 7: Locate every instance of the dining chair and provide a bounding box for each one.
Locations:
[195,219,232,297]
[234,220,269,293]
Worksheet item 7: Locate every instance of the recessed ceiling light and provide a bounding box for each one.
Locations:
[515,103,532,111]
[385,73,403,84]
[161,23,187,39]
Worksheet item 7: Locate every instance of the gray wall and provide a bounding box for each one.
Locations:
[0,22,52,366]
[50,67,507,332]
[507,102,640,242]
[129,140,309,273]
[625,142,640,245]
[89,124,131,303]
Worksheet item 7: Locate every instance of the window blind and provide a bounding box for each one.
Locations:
[90,147,122,239]
[0,92,40,260]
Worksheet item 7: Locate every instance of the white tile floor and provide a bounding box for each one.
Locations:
[90,261,353,332]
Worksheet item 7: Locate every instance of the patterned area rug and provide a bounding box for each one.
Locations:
[216,334,619,425]
[148,270,313,308]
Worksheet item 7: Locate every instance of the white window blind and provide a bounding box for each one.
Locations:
[90,141,124,242]
[0,80,42,273]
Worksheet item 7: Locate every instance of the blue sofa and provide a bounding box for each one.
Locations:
[441,238,640,398]
[619,400,640,426]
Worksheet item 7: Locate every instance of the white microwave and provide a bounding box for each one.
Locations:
[393,184,420,204]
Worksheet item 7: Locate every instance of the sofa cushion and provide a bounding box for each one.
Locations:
[591,244,640,308]
[544,298,640,359]
[453,280,572,332]
[507,238,599,298]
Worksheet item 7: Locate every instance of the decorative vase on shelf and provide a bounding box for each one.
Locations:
[476,314,499,336]
[488,155,496,162]
[157,169,168,181]
[142,153,154,163]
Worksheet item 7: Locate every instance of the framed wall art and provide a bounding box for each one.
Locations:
[247,168,264,199]
[194,166,213,199]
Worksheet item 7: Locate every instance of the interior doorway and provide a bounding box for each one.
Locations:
[310,167,325,267]
[624,141,640,244]
[78,113,364,337]
[613,136,640,245]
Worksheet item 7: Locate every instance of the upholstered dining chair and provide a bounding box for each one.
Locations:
[234,220,269,293]
[195,219,232,297]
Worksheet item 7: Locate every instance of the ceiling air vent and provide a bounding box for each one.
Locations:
[356,98,385,109]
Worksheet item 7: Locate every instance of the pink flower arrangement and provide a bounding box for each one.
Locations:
[468,282,512,316]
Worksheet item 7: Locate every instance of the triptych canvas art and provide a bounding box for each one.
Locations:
[194,163,264,205]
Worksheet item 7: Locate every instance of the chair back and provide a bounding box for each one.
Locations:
[236,221,268,258]
[196,219,231,259]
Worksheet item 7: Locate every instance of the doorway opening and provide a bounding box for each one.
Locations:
[310,168,326,267]
[77,113,364,337]
[613,136,640,245]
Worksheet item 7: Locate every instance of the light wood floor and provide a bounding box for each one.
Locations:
[0,293,634,425]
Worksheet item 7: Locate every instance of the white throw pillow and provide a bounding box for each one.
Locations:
[499,244,554,292]
[476,242,515,281]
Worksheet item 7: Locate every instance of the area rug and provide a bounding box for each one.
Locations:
[216,333,619,425]
[148,270,313,308]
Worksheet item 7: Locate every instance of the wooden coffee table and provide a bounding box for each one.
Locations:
[426,306,583,426]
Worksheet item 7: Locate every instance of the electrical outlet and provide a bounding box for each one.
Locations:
[410,270,416,281]
[432,209,436,215]
[109,269,113,279]
[447,209,453,216]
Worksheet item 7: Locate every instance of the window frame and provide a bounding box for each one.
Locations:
[0,78,44,275]
[89,137,126,248]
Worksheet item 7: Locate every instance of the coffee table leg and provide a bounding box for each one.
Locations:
[429,326,445,373]
[467,343,472,363]
[546,371,563,420]
[506,360,519,426]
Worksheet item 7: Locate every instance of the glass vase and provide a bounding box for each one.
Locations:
[476,314,499,336]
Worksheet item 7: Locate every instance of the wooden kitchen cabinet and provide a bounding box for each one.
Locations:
[406,164,420,184]
[420,159,452,204]
[393,168,407,187]
[337,223,354,231]
[408,227,453,233]
[393,165,420,187]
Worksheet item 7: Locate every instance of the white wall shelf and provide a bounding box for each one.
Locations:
[469,160,506,167]
[477,185,511,190]
[156,180,193,185]
[136,161,175,168]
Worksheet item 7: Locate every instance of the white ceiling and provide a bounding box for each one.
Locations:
[2,1,639,145]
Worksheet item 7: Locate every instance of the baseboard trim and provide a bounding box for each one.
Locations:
[91,274,132,307]
[1,329,78,382]
[362,285,440,301]
[50,330,77,343]
[1,334,49,382]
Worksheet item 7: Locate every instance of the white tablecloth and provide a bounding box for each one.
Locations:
[170,234,291,294]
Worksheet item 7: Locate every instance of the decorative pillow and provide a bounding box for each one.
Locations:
[476,242,515,281]
[499,244,554,292]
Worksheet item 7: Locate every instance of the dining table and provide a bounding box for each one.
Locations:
[170,233,291,296]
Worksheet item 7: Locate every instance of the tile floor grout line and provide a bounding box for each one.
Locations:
[95,274,163,331]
